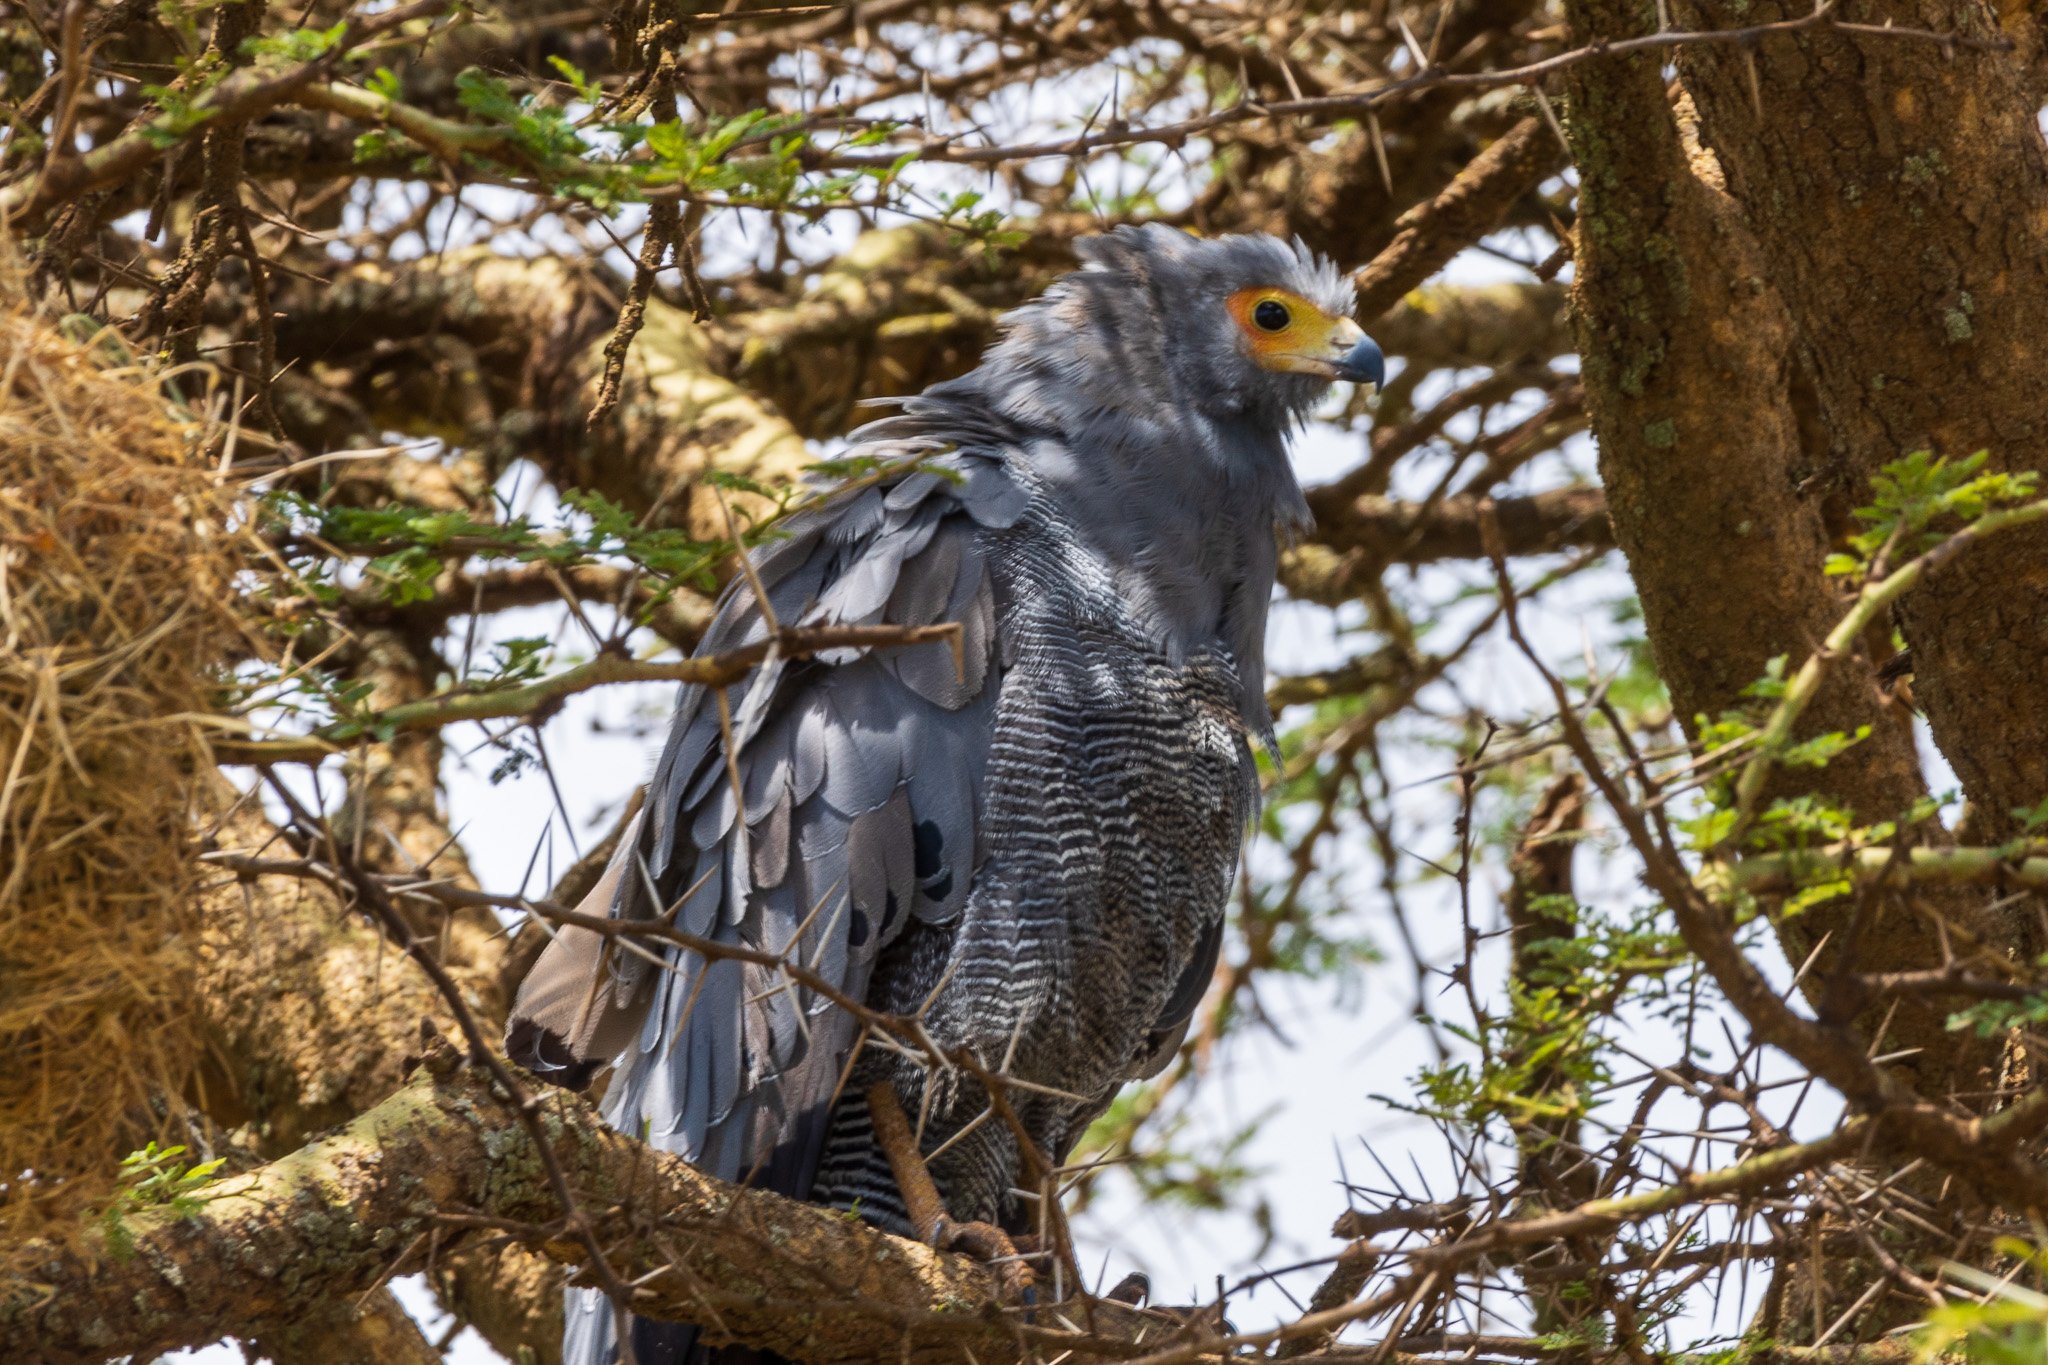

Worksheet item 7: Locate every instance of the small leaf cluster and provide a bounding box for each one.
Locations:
[258,480,787,608]
[1407,902,1684,1136]
[98,1142,227,1261]
[1948,951,2048,1037]
[1679,655,1878,908]
[371,63,934,220]
[1684,671,1870,858]
[931,190,1031,254]
[232,455,975,745]
[1825,449,2038,579]
[1947,990,2048,1039]
[449,67,642,208]
[239,483,777,733]
[239,21,348,64]
[138,73,222,149]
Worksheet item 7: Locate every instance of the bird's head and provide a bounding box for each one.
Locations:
[1001,225,1383,432]
[1221,274,1386,391]
[916,223,1382,500]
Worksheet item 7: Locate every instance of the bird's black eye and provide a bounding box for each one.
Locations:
[1253,299,1291,332]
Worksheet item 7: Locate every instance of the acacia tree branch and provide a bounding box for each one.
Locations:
[648,10,2003,172]
[0,1054,1184,1365]
[1352,115,1564,321]
[1082,1112,1896,1365]
[329,561,713,652]
[197,784,594,1363]
[1720,840,2048,897]
[1302,487,1613,567]
[258,771,649,1354]
[196,797,463,1149]
[0,1036,1942,1365]
[1718,497,2048,850]
[217,623,961,763]
[1481,506,2048,1213]
[0,0,450,228]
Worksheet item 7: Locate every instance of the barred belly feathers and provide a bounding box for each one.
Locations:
[505,224,1385,1365]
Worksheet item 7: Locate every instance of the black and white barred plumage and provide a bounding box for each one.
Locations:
[505,225,1381,1365]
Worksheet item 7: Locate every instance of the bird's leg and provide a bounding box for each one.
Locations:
[864,1081,1035,1298]
[863,1081,951,1241]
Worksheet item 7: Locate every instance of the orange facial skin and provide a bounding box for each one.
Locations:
[1225,287,1371,379]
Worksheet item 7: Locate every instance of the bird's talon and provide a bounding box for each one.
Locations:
[935,1216,1036,1297]
[1105,1270,1151,1306]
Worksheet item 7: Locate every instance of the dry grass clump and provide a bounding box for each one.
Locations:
[0,266,244,1235]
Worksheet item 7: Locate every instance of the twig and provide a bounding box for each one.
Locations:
[216,623,960,763]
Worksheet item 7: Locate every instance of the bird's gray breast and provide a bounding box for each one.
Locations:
[922,494,1259,1104]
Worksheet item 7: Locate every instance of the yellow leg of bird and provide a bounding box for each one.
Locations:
[864,1081,1035,1298]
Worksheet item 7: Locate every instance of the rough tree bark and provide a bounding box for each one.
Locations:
[1674,0,2048,843]
[1557,0,1991,1101]
[197,795,560,1360]
[5,1053,1181,1365]
[1560,0,2048,1338]
[198,802,459,1153]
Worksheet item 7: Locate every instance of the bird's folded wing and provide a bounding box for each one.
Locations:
[507,442,1022,1197]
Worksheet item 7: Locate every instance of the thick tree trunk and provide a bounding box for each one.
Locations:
[198,803,459,1153]
[1558,0,1989,1100]
[1563,0,2048,1337]
[1675,0,2048,842]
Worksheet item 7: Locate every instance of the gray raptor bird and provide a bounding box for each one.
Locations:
[505,224,1383,1365]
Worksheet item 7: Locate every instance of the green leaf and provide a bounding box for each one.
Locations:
[353,128,400,162]
[1681,808,1738,851]
[1781,875,1852,917]
[1740,654,1789,701]
[454,67,523,124]
[1779,725,1869,770]
[547,54,603,104]
[239,21,348,63]
[1837,449,2039,574]
[645,120,690,164]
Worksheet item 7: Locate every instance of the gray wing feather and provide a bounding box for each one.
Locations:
[790,694,828,801]
[884,469,944,510]
[893,545,992,708]
[818,693,903,815]
[887,517,960,625]
[753,785,793,888]
[507,445,1013,1204]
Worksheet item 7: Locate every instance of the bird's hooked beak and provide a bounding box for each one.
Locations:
[1325,317,1386,390]
[1255,313,1385,389]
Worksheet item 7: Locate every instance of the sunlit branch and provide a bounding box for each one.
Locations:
[215,623,961,764]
